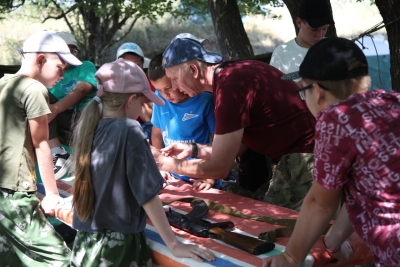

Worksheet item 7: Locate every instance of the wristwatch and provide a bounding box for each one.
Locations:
[191,143,198,158]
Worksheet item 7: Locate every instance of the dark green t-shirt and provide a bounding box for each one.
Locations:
[48,60,97,111]
[0,74,50,191]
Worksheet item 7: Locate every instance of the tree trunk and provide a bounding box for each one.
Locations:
[282,0,337,37]
[74,2,105,64]
[77,2,115,65]
[208,0,253,60]
[375,0,400,92]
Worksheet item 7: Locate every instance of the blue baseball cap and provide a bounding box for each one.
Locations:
[116,42,151,68]
[163,38,223,68]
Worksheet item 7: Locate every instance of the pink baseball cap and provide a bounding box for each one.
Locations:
[95,58,165,106]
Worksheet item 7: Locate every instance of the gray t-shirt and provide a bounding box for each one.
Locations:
[73,118,164,234]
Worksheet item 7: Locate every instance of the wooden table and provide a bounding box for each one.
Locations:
[37,178,374,267]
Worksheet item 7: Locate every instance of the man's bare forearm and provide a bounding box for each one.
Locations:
[161,156,227,179]
[196,143,212,159]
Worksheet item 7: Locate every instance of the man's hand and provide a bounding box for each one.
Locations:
[41,193,64,217]
[161,143,192,159]
[191,178,215,191]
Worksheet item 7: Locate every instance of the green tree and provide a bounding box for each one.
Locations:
[373,0,400,92]
[32,0,175,64]
[174,0,284,59]
[0,0,25,19]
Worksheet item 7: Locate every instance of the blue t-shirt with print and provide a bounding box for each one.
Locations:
[152,91,215,145]
[152,91,222,188]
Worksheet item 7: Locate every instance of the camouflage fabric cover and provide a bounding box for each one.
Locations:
[70,230,152,267]
[0,189,70,266]
[224,153,314,211]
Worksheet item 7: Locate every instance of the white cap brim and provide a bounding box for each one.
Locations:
[57,52,82,66]
[143,57,151,69]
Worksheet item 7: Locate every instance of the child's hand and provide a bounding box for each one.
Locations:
[41,193,64,217]
[54,202,73,226]
[327,240,353,265]
[190,178,215,190]
[160,171,174,181]
[171,242,215,262]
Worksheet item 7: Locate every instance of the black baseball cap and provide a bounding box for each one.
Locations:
[299,0,334,28]
[281,37,368,81]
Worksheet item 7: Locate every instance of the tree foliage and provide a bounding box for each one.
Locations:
[29,0,176,64]
[0,0,25,19]
[173,0,284,21]
[22,0,287,64]
[174,0,284,59]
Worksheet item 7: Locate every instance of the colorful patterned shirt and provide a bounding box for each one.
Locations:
[314,89,400,267]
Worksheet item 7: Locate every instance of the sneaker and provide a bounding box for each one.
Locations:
[53,152,73,180]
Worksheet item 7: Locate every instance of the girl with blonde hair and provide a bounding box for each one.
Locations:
[70,58,215,266]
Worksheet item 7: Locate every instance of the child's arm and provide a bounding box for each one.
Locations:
[48,82,94,122]
[139,102,153,122]
[143,195,215,262]
[322,205,354,264]
[29,115,63,215]
[151,126,164,150]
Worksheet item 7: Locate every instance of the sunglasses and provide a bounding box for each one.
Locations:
[297,83,329,100]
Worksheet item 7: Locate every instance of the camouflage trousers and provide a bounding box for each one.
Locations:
[0,189,70,267]
[224,153,314,211]
[71,230,152,267]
